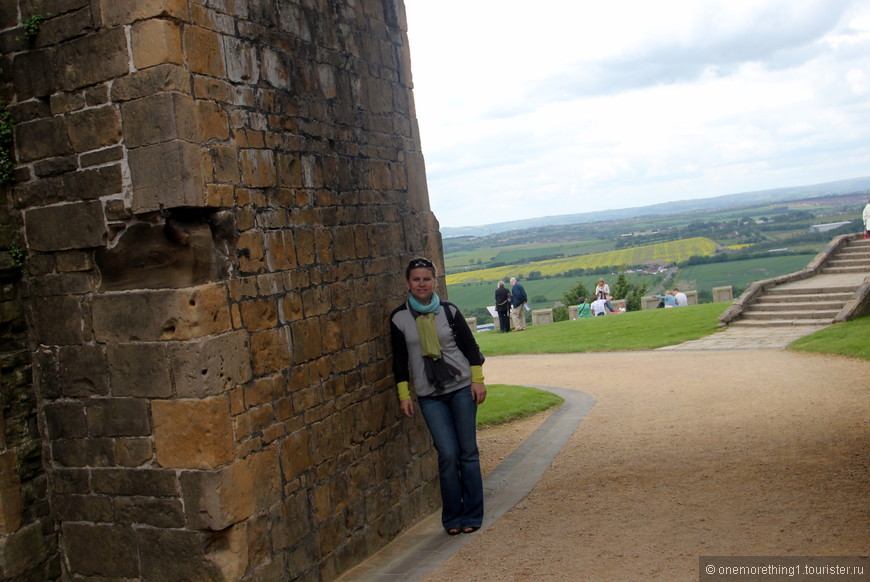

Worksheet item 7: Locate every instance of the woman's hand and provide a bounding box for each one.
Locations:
[399,398,415,418]
[471,382,487,405]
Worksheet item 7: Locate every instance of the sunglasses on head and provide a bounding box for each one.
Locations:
[408,258,434,269]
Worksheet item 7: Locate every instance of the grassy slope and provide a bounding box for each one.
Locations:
[475,303,729,355]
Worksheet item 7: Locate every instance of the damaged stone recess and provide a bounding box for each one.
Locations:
[95,208,237,291]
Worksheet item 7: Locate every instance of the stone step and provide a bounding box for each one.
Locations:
[747,301,845,312]
[825,255,870,267]
[757,292,854,303]
[766,287,856,296]
[740,309,840,321]
[730,319,833,328]
[836,248,870,257]
[820,266,870,274]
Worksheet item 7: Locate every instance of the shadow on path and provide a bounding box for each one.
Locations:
[336,387,596,581]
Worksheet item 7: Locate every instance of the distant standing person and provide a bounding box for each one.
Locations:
[594,279,615,313]
[510,277,528,331]
[673,288,688,307]
[863,198,870,239]
[494,281,512,333]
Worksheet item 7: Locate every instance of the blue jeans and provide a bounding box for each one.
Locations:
[418,385,484,530]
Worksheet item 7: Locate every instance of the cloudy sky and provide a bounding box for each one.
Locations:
[403,0,870,229]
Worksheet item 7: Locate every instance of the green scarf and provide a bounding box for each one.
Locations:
[409,293,442,359]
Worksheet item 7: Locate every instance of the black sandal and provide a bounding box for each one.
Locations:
[446,527,461,536]
[461,526,479,534]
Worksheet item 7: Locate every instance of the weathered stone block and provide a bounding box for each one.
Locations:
[95,221,220,291]
[11,48,55,99]
[272,490,312,550]
[116,437,154,467]
[240,148,277,187]
[86,398,151,437]
[92,283,232,342]
[168,331,252,398]
[62,523,138,578]
[210,145,241,183]
[137,526,247,582]
[52,438,115,468]
[66,106,122,152]
[66,164,122,201]
[81,144,124,167]
[107,342,172,398]
[240,298,278,332]
[56,250,94,272]
[245,373,284,408]
[54,28,128,92]
[36,5,95,47]
[197,99,230,141]
[43,401,87,440]
[14,116,73,162]
[152,397,234,469]
[264,231,297,271]
[278,429,312,484]
[121,92,197,148]
[57,344,108,397]
[33,156,77,178]
[181,447,280,530]
[101,0,188,27]
[24,200,106,252]
[184,25,226,77]
[110,63,190,102]
[131,18,183,69]
[91,468,178,496]
[249,327,292,377]
[0,451,22,534]
[223,36,259,84]
[128,140,206,213]
[1,521,46,578]
[52,493,114,523]
[114,496,184,527]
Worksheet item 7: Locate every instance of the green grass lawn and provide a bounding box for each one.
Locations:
[477,384,564,426]
[476,302,729,355]
[789,316,870,360]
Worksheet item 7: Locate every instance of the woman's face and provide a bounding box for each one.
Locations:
[408,267,436,304]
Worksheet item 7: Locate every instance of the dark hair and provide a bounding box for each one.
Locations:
[405,257,435,279]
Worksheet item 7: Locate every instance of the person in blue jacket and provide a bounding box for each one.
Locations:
[509,277,528,331]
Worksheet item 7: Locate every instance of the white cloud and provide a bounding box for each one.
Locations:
[404,0,870,228]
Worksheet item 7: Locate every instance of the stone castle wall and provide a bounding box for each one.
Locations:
[1,1,441,580]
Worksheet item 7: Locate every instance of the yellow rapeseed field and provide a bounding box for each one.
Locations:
[445,237,718,284]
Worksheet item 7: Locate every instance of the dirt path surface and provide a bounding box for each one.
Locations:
[426,350,870,581]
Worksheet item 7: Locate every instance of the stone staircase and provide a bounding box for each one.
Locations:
[721,235,870,328]
[821,237,870,274]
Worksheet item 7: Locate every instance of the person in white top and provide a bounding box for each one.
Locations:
[863,198,870,239]
[591,297,609,316]
[673,288,688,307]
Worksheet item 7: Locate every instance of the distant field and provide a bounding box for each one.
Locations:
[676,255,814,291]
[444,239,614,273]
[445,237,718,284]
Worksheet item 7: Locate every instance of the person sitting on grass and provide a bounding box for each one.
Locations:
[591,296,609,316]
[576,297,593,319]
[655,290,677,308]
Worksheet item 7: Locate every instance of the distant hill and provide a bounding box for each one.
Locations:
[440,175,870,238]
